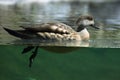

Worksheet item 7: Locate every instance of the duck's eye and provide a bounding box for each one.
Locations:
[87,16,93,20]
[89,24,94,27]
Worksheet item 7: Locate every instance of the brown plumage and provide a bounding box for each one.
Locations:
[3,15,99,41]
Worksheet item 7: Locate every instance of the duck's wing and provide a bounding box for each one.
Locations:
[3,27,37,39]
[20,22,75,34]
[3,22,76,40]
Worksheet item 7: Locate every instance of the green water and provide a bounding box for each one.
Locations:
[0,45,120,80]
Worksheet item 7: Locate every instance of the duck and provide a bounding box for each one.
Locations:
[3,15,99,41]
[3,15,99,67]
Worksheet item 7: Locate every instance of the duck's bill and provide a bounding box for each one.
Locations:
[90,24,99,29]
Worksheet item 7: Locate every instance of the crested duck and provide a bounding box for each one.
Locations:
[3,15,98,41]
[3,15,99,67]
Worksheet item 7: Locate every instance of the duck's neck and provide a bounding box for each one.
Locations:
[78,28,90,40]
[76,25,86,32]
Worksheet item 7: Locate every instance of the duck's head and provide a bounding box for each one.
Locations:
[75,15,99,32]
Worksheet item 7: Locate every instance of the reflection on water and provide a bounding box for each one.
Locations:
[13,39,89,47]
[0,1,120,48]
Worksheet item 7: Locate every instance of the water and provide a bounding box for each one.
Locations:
[1,46,120,80]
[0,1,120,80]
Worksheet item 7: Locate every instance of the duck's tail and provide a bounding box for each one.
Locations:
[3,27,31,39]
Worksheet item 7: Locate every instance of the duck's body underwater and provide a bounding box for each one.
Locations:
[3,15,99,67]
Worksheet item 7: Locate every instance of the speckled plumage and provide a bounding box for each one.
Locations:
[4,22,81,40]
[3,15,99,41]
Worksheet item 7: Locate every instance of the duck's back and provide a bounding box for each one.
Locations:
[21,22,76,34]
[4,22,81,40]
[20,22,80,40]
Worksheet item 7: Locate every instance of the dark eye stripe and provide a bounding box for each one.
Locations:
[86,16,93,20]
